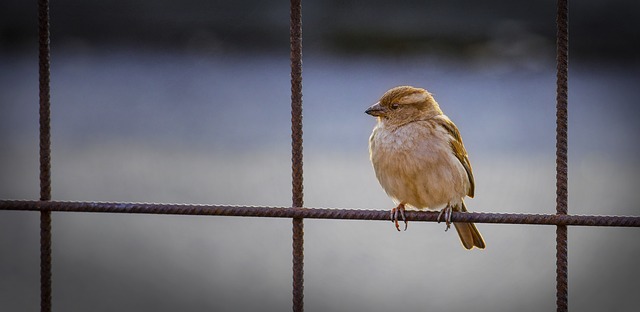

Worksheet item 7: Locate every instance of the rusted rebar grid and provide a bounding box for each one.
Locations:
[2,201,639,227]
[289,0,304,311]
[555,0,569,311]
[37,0,53,311]
[7,0,640,311]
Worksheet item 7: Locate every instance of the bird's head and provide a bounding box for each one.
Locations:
[365,86,442,125]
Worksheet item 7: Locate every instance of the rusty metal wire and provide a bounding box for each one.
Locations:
[556,4,569,218]
[290,0,304,212]
[289,0,304,311]
[39,211,51,312]
[2,200,639,227]
[292,218,304,312]
[39,0,51,203]
[555,0,569,311]
[37,0,53,311]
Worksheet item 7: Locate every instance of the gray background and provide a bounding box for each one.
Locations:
[1,0,639,311]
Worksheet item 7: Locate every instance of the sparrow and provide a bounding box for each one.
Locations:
[366,86,485,250]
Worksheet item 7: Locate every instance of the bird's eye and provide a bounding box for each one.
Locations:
[390,103,399,110]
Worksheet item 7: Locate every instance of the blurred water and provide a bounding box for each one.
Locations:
[1,48,639,311]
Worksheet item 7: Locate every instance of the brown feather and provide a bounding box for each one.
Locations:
[453,222,486,250]
[435,117,475,198]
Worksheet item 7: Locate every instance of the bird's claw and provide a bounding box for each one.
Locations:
[437,205,452,231]
[390,204,408,231]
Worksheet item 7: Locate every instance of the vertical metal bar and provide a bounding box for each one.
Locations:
[291,218,304,312]
[39,211,52,312]
[38,0,53,311]
[289,0,304,311]
[555,0,569,311]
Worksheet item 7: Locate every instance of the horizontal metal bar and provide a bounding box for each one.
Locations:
[1,200,639,227]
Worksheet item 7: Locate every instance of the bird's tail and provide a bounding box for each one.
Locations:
[453,222,486,250]
[452,201,485,250]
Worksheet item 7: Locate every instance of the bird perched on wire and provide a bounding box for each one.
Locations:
[366,86,485,250]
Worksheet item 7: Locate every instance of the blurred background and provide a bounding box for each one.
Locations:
[1,0,639,311]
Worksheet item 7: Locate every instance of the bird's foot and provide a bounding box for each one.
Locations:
[437,205,452,231]
[390,203,407,231]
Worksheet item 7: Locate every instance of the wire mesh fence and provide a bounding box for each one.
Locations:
[1,0,639,312]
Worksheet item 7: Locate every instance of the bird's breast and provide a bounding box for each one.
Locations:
[369,121,468,210]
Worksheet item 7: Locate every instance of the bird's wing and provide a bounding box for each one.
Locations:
[434,116,475,198]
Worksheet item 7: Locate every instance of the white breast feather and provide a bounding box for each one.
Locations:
[369,120,469,211]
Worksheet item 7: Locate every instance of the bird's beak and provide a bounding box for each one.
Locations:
[365,102,386,117]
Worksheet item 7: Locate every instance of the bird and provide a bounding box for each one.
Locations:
[366,85,485,250]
